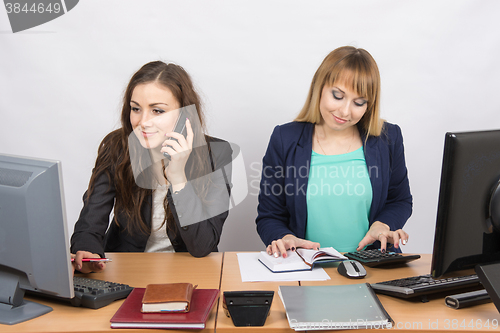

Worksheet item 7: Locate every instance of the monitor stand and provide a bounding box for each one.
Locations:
[476,262,500,313]
[0,272,52,325]
[0,300,52,325]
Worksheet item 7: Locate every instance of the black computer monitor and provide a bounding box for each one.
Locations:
[431,130,500,278]
[0,154,74,325]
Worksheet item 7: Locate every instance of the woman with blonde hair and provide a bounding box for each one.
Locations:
[256,46,412,258]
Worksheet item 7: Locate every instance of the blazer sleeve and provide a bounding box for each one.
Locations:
[167,140,233,257]
[373,124,413,230]
[256,125,296,246]
[70,170,115,258]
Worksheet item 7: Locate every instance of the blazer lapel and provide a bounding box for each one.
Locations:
[363,133,383,224]
[294,123,313,238]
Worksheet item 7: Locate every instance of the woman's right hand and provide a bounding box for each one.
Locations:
[162,118,193,191]
[266,234,320,258]
[71,251,106,273]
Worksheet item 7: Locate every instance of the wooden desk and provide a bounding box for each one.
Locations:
[3,253,499,333]
[301,254,500,332]
[0,252,223,333]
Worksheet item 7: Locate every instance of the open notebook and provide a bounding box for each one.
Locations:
[258,247,346,273]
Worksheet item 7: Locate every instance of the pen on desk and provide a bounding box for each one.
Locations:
[70,258,111,262]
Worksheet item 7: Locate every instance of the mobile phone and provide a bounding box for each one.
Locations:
[163,108,187,160]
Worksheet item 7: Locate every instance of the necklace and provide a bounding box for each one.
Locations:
[316,127,355,155]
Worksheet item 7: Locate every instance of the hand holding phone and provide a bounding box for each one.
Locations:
[163,109,187,160]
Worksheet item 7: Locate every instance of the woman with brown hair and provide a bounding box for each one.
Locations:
[71,61,232,272]
[256,46,412,258]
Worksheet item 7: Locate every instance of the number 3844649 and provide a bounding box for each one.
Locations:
[5,2,62,14]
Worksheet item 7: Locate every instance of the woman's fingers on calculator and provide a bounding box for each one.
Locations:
[384,229,409,250]
[379,234,388,252]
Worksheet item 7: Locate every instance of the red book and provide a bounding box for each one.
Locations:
[110,288,219,329]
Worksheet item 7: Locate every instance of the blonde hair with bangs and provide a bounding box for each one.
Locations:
[295,46,384,137]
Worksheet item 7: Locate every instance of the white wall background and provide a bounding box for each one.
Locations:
[1,0,499,255]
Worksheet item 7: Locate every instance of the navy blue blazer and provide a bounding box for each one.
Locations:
[256,121,412,250]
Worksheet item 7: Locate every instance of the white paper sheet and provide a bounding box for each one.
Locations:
[236,252,331,282]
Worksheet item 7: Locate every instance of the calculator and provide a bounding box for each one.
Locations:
[344,249,421,267]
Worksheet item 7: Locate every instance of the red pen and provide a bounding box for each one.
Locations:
[71,258,111,262]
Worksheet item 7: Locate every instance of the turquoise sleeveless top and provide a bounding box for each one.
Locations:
[305,147,373,252]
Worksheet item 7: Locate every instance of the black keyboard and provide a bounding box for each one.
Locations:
[70,276,133,309]
[370,274,482,299]
[344,249,421,267]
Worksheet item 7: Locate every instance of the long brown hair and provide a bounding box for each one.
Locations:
[87,61,208,235]
[295,46,383,136]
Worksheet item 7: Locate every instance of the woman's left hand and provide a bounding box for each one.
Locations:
[356,221,409,252]
[161,118,193,189]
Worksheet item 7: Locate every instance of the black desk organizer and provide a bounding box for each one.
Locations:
[223,291,274,326]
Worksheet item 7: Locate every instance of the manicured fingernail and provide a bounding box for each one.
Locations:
[381,249,386,254]
[274,252,278,258]
[291,247,296,251]
[268,251,272,255]
[402,240,407,245]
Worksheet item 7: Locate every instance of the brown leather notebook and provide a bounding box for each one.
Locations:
[141,283,196,313]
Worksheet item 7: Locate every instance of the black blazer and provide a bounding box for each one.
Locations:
[70,136,232,258]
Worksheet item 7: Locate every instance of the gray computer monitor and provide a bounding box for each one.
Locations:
[0,154,74,325]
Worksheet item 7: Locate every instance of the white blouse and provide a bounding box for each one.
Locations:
[144,184,174,253]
